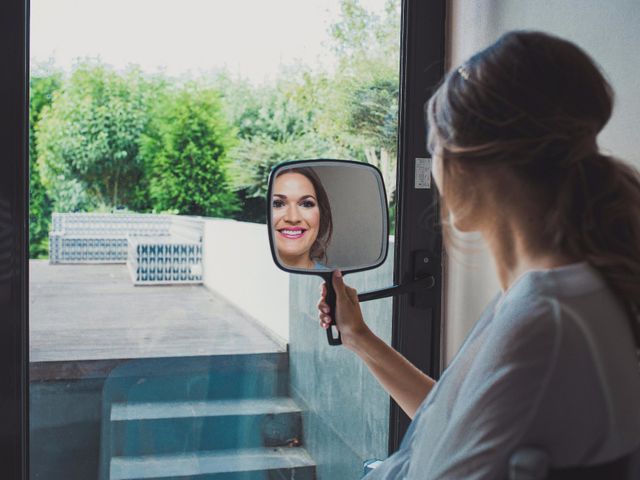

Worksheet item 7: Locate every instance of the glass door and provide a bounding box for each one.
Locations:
[27,1,403,479]
[0,1,447,478]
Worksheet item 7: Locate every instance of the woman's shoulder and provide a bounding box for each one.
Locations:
[485,263,640,462]
[493,262,607,331]
[488,261,640,404]
[492,290,561,345]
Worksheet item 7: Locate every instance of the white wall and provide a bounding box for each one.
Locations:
[202,219,290,343]
[444,0,640,363]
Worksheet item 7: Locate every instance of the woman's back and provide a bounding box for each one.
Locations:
[531,263,640,461]
[319,30,640,480]
[366,262,640,479]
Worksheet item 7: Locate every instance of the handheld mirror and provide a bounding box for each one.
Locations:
[267,159,389,345]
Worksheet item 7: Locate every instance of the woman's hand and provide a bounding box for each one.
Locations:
[317,271,435,417]
[317,270,372,350]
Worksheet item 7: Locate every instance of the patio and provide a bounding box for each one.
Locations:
[29,260,299,480]
[29,260,285,367]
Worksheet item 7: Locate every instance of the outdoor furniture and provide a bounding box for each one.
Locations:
[49,213,172,264]
[127,216,204,285]
[49,212,204,285]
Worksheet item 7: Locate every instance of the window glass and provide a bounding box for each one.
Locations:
[29,1,401,478]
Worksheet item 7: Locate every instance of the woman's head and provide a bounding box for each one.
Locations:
[428,31,614,232]
[427,30,640,337]
[272,167,333,268]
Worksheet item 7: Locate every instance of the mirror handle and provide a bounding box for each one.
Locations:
[320,275,435,346]
[357,275,435,303]
[324,274,342,346]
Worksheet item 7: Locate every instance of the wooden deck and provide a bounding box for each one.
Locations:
[29,260,285,369]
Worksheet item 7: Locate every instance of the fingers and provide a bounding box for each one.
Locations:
[318,281,331,329]
[318,272,360,332]
[319,312,332,330]
[317,299,330,314]
[317,282,330,313]
[317,301,330,314]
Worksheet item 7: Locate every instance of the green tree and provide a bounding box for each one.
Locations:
[223,73,341,222]
[37,61,152,211]
[330,0,400,68]
[230,133,335,198]
[217,72,318,143]
[324,0,401,204]
[29,68,62,258]
[140,84,239,217]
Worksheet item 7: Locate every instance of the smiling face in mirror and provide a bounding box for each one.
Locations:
[272,169,333,269]
[268,160,389,274]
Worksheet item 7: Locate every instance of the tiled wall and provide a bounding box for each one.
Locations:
[289,242,395,479]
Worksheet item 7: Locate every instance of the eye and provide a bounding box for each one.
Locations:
[300,199,316,208]
[272,199,285,209]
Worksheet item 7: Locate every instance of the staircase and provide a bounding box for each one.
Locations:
[99,353,315,480]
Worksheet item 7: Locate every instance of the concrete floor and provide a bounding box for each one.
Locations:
[29,260,285,364]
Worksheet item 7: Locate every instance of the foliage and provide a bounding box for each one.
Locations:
[326,0,401,206]
[231,84,313,142]
[330,0,400,65]
[29,69,63,258]
[348,77,398,154]
[140,84,239,217]
[230,133,336,199]
[222,73,342,222]
[29,0,401,229]
[221,0,401,222]
[36,62,152,211]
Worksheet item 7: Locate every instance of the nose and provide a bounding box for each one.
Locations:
[284,204,301,223]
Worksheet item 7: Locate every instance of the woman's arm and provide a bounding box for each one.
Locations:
[318,270,435,419]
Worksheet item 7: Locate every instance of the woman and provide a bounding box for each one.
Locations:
[318,31,640,478]
[272,167,333,269]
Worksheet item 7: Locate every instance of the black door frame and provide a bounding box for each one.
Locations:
[0,0,30,478]
[390,0,446,452]
[0,0,446,475]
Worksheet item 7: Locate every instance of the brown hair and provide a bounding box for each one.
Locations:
[426,31,640,346]
[278,167,333,263]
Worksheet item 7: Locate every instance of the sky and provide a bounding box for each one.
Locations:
[30,0,393,84]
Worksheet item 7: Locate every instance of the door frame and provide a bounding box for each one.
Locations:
[0,0,30,477]
[0,0,447,474]
[390,0,446,452]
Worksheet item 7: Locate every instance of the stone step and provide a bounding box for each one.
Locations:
[109,398,303,456]
[110,447,316,480]
[99,353,293,480]
[102,353,290,404]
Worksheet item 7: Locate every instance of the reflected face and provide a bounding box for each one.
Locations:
[272,172,320,268]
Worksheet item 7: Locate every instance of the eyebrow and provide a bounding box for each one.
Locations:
[273,194,317,201]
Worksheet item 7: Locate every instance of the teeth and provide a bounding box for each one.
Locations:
[282,230,303,236]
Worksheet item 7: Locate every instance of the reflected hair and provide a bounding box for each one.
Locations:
[426,30,640,344]
[278,167,333,263]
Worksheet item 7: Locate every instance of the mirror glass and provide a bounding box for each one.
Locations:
[268,160,389,273]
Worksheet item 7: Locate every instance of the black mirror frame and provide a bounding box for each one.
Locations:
[266,158,390,277]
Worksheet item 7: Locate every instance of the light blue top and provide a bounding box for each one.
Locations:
[366,262,640,479]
